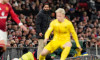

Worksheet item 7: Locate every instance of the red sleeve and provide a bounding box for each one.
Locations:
[8,4,21,24]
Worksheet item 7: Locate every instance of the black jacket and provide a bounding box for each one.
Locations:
[36,9,51,39]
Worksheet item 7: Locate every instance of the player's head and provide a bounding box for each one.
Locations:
[43,3,50,11]
[3,0,9,4]
[55,8,65,22]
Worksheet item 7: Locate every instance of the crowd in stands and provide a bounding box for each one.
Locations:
[7,0,100,48]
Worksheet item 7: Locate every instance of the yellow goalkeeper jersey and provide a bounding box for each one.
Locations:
[45,19,80,47]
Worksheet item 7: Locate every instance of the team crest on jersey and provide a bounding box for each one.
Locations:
[6,7,9,11]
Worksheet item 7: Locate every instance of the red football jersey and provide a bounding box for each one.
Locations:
[0,3,21,31]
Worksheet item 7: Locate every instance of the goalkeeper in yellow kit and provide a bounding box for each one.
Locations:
[39,8,82,60]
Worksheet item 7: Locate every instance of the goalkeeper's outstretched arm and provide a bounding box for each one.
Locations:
[69,22,82,50]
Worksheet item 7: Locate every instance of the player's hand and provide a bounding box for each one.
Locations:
[39,33,43,37]
[43,39,48,44]
[20,25,28,33]
[78,47,82,51]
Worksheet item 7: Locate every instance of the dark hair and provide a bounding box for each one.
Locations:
[23,48,28,54]
[42,3,50,8]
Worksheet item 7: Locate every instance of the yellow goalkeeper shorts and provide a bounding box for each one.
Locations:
[44,40,70,53]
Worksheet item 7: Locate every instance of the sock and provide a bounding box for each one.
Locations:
[39,54,46,60]
[60,46,71,60]
[75,48,81,56]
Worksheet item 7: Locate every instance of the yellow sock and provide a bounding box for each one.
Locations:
[75,48,81,56]
[39,54,45,60]
[60,47,71,60]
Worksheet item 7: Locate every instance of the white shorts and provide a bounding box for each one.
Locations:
[0,30,7,45]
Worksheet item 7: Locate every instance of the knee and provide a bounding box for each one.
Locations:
[40,52,47,56]
[63,42,72,48]
[67,42,72,47]
[40,49,49,56]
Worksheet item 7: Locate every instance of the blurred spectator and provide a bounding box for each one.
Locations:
[97,10,100,20]
[91,9,97,20]
[18,44,23,48]
[95,0,100,10]
[15,38,19,45]
[69,0,77,5]
[29,42,33,47]
[33,40,38,47]
[13,43,18,47]
[10,40,15,47]
[90,38,97,47]
[23,40,30,47]
[80,12,89,22]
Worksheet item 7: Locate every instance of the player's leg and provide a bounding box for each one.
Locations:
[39,48,50,60]
[60,42,72,60]
[0,30,7,57]
[74,48,81,57]
[39,40,59,60]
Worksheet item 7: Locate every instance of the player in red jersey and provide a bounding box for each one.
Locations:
[0,0,28,57]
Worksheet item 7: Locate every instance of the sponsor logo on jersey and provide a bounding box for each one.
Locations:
[1,12,5,16]
[0,8,1,10]
[0,12,7,19]
[0,16,7,19]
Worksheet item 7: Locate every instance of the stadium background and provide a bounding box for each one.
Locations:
[4,0,100,60]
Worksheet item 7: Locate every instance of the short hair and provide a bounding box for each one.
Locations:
[42,3,50,8]
[23,48,28,54]
[55,8,65,14]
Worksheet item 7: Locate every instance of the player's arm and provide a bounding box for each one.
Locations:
[9,4,22,25]
[69,22,81,48]
[44,21,54,43]
[9,4,28,32]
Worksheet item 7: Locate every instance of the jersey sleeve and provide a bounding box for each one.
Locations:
[8,4,21,25]
[69,22,80,48]
[45,21,54,39]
